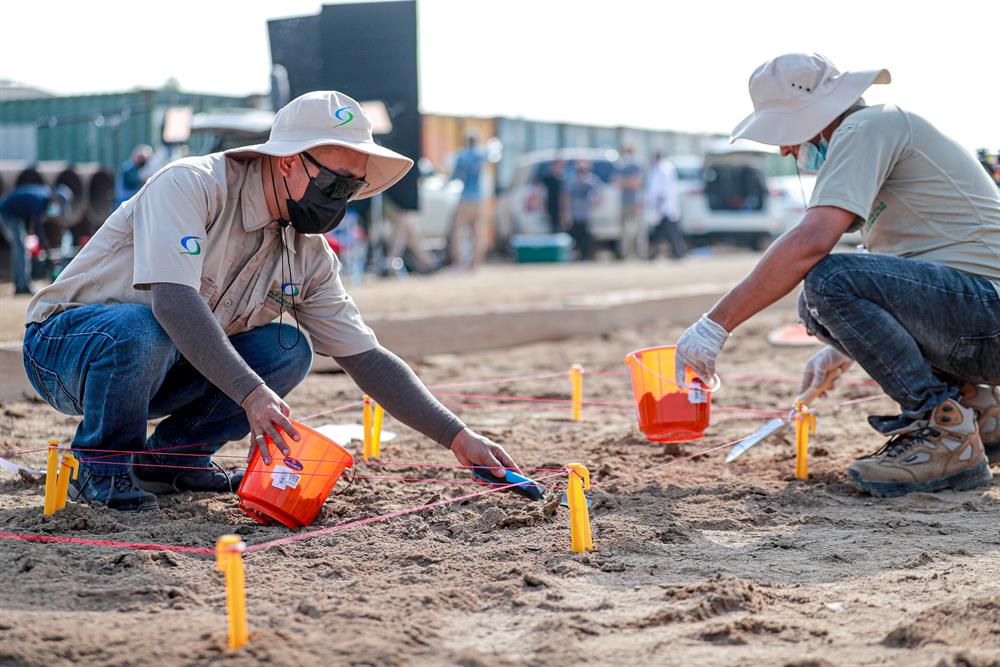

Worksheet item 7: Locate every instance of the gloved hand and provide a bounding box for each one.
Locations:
[674,314,730,388]
[800,346,855,397]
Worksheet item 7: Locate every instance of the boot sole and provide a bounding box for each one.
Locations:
[848,460,994,498]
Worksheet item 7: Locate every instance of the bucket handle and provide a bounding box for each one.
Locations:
[626,353,722,393]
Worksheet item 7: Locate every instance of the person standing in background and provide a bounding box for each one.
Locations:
[645,152,687,259]
[541,159,566,234]
[449,133,487,269]
[564,160,602,260]
[616,145,646,259]
[114,144,153,208]
[0,184,72,295]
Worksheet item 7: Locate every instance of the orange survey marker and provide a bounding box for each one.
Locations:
[625,346,715,443]
[566,463,593,553]
[237,421,354,529]
[216,535,249,650]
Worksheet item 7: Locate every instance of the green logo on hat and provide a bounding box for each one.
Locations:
[334,106,354,128]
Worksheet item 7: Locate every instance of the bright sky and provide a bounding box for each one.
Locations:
[5,0,1000,149]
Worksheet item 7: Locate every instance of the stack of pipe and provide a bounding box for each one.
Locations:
[0,160,115,236]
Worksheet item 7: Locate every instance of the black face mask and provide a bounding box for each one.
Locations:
[274,153,367,235]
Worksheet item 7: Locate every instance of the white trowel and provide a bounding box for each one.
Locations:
[725,368,844,463]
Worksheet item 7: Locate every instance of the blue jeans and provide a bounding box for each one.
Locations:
[0,213,31,293]
[22,304,313,474]
[799,253,1000,429]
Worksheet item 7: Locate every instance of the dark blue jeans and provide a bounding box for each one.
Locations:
[799,253,1000,426]
[22,304,313,474]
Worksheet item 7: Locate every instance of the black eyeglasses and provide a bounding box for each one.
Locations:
[301,152,368,200]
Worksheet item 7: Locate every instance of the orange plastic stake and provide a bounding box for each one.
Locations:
[54,453,79,511]
[216,535,249,650]
[566,463,594,553]
[43,439,60,516]
[570,365,584,421]
[793,402,816,480]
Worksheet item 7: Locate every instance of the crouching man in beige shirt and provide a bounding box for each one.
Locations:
[23,91,521,511]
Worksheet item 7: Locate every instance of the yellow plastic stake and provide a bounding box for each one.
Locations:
[43,439,61,516]
[793,402,817,480]
[216,535,249,650]
[371,403,384,459]
[566,463,594,553]
[362,395,374,461]
[54,453,79,511]
[570,364,584,421]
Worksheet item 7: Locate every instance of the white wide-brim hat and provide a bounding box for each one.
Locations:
[730,53,891,146]
[226,91,413,200]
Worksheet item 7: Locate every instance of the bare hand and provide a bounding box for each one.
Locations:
[449,428,522,477]
[241,384,300,465]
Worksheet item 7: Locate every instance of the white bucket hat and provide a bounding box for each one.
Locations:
[226,91,413,200]
[730,53,891,146]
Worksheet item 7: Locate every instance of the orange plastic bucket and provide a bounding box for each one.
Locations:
[624,345,713,443]
[237,420,354,529]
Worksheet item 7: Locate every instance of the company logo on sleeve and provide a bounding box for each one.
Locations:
[334,106,354,128]
[179,235,202,255]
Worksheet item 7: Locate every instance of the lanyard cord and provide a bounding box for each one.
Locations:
[268,156,303,351]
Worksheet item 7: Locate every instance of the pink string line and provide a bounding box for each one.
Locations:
[426,371,569,391]
[243,470,567,555]
[436,391,635,408]
[24,458,566,490]
[355,473,564,489]
[298,400,365,423]
[360,459,566,473]
[445,400,632,415]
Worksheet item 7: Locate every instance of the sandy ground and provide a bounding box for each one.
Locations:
[1,311,1000,666]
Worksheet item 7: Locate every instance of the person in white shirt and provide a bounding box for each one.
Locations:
[645,152,687,259]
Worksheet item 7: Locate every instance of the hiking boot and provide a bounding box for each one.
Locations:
[132,457,244,494]
[960,384,1000,464]
[70,467,159,512]
[848,399,993,497]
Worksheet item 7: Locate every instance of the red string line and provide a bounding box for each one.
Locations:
[0,531,214,555]
[243,470,567,554]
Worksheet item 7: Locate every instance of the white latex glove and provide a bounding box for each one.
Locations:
[674,314,730,388]
[800,346,855,397]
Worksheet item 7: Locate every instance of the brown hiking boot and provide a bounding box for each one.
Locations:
[960,384,1000,465]
[848,399,993,497]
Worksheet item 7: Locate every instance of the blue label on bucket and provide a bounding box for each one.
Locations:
[688,389,707,404]
[283,457,304,471]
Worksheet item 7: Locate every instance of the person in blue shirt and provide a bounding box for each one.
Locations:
[114,144,153,208]
[449,134,487,269]
[0,183,71,294]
